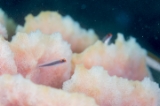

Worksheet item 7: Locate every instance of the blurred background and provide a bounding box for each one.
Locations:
[0,0,160,84]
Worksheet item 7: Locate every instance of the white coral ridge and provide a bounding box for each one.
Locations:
[63,65,160,106]
[0,74,98,106]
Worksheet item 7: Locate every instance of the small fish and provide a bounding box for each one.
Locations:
[102,33,112,45]
[39,58,66,67]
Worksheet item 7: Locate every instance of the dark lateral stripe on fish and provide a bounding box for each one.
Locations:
[39,59,66,67]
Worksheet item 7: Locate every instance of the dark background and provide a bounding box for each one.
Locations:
[0,0,160,84]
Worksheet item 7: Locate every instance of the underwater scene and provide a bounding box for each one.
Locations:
[0,0,160,106]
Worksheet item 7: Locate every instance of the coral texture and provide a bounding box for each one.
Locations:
[72,33,150,80]
[0,8,158,106]
[17,11,98,53]
[63,65,160,106]
[0,36,16,75]
[0,74,98,106]
[10,31,72,88]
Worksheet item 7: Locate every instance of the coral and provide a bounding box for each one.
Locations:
[17,11,98,53]
[0,8,158,106]
[0,74,98,106]
[63,65,160,106]
[10,31,72,88]
[72,33,150,80]
[0,36,16,75]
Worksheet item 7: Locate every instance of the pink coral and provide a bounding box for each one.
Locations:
[72,33,150,80]
[0,74,98,106]
[0,8,158,106]
[0,36,16,75]
[63,65,160,106]
[17,11,98,53]
[10,31,72,88]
